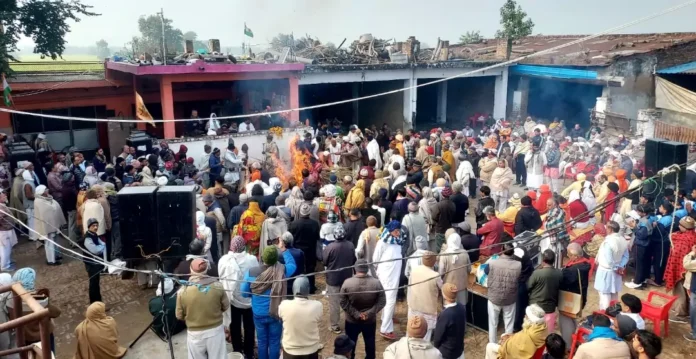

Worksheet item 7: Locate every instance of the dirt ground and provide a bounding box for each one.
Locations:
[12,190,696,358]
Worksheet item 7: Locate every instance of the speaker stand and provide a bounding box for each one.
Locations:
[129,258,176,359]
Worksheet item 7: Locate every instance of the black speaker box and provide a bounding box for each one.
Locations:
[118,186,158,259]
[126,133,152,157]
[156,186,196,258]
[658,140,688,185]
[644,138,666,177]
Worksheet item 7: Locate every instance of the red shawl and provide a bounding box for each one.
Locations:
[569,200,589,223]
[604,192,618,223]
[664,230,696,291]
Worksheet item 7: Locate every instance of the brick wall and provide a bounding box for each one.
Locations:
[495,38,510,59]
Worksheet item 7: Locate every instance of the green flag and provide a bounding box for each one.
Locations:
[2,74,11,107]
[244,23,254,38]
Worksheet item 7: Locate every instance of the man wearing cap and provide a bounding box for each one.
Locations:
[326,334,356,359]
[407,251,441,341]
[484,304,548,359]
[323,224,356,333]
[82,218,106,303]
[289,203,321,293]
[177,258,230,359]
[208,147,223,185]
[340,259,385,359]
[434,283,466,359]
[384,315,442,359]
[278,277,323,358]
[373,220,405,340]
[148,278,186,340]
[33,185,65,265]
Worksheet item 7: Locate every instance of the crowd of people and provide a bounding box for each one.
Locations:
[0,114,694,359]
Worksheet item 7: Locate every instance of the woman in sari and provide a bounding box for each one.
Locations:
[74,302,127,359]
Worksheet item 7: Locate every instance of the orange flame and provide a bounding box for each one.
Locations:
[289,134,311,185]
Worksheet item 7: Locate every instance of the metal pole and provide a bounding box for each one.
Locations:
[159,8,167,65]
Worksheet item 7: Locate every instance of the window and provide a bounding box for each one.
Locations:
[11,106,104,150]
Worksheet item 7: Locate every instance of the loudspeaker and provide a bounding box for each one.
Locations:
[126,133,152,157]
[118,186,158,259]
[644,138,667,177]
[658,140,688,185]
[156,186,196,258]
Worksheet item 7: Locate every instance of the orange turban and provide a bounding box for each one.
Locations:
[251,171,261,182]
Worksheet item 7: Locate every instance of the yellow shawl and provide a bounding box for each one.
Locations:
[74,302,127,359]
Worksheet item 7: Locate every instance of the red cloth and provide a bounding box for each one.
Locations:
[604,192,618,223]
[535,185,552,214]
[174,145,188,162]
[569,200,589,223]
[664,230,696,291]
[477,217,504,257]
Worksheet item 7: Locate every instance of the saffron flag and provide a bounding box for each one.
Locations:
[2,74,12,107]
[244,23,254,38]
[135,91,155,126]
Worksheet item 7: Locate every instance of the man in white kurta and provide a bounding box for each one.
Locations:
[367,136,383,170]
[593,221,629,310]
[373,221,404,340]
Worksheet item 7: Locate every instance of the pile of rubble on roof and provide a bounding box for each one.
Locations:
[260,34,425,65]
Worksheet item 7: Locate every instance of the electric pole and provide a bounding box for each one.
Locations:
[158,8,167,65]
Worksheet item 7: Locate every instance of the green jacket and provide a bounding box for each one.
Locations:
[149,293,186,339]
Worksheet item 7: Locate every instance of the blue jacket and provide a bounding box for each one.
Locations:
[653,214,673,242]
[241,250,296,317]
[209,155,222,176]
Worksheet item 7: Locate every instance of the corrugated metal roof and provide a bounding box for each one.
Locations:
[447,33,696,66]
[657,61,696,74]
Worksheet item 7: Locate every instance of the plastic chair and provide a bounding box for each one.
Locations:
[568,327,592,359]
[592,300,618,317]
[641,291,678,337]
[532,345,546,359]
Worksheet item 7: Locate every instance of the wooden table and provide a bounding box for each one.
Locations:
[467,273,490,332]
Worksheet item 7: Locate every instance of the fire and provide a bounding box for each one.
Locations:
[289,134,311,185]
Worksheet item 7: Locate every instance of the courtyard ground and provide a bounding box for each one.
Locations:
[13,186,696,358]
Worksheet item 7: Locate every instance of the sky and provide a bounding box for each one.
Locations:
[15,0,696,51]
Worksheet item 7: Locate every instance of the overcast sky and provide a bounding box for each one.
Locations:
[17,0,696,50]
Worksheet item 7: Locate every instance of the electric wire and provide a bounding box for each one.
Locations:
[1,0,695,123]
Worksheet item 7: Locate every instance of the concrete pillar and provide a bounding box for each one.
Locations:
[493,67,509,120]
[403,71,417,130]
[160,76,176,139]
[352,83,360,126]
[288,77,299,123]
[436,81,447,124]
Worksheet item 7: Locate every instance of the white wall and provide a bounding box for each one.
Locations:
[161,127,314,169]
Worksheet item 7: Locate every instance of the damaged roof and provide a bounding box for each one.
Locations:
[447,33,696,66]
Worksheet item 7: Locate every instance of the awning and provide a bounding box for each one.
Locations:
[655,76,696,116]
[657,61,696,75]
[510,65,598,80]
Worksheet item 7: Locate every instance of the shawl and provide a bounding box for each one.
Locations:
[490,164,514,192]
[250,263,287,319]
[442,150,456,179]
[444,233,463,263]
[9,176,27,224]
[260,215,288,256]
[604,192,618,223]
[141,167,156,186]
[345,180,366,210]
[33,195,66,237]
[664,230,696,290]
[418,187,437,229]
[237,202,266,256]
[370,178,389,198]
[535,185,553,214]
[545,207,570,244]
[379,222,405,245]
[74,302,127,359]
[285,187,304,219]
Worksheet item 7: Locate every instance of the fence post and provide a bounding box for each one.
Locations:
[38,317,51,359]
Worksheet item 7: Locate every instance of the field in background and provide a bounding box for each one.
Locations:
[10,54,103,72]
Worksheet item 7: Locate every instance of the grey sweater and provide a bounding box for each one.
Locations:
[486,255,521,306]
[340,275,386,323]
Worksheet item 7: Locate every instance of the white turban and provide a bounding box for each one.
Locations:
[35,185,47,196]
[526,304,546,325]
[22,170,34,182]
[156,278,175,296]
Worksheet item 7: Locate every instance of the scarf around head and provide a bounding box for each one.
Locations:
[587,326,621,342]
[380,221,404,245]
[74,301,127,359]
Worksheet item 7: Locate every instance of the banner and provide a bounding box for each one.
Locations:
[656,76,696,116]
[135,91,155,126]
[244,23,254,38]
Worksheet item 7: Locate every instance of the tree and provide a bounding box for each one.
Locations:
[95,39,110,59]
[495,0,534,59]
[0,0,97,75]
[459,31,483,45]
[134,14,184,56]
[183,31,208,53]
